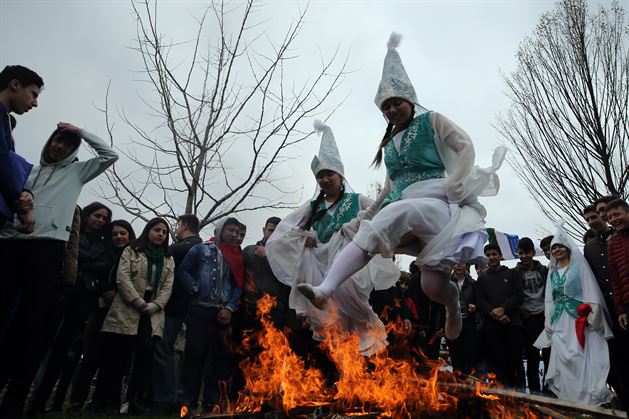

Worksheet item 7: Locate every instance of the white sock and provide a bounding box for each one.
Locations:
[316,242,371,296]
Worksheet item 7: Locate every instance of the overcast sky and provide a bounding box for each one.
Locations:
[2,0,607,249]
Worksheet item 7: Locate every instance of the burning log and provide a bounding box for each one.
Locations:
[191,294,623,419]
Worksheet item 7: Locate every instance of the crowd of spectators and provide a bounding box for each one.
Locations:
[2,65,629,417]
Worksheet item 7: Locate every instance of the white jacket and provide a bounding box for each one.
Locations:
[0,129,118,241]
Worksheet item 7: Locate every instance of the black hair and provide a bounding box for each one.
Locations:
[131,217,171,255]
[108,219,137,255]
[484,243,502,255]
[177,214,200,234]
[266,216,281,226]
[0,65,44,90]
[539,235,554,249]
[582,229,596,244]
[110,219,136,241]
[223,217,241,229]
[517,237,535,253]
[46,127,81,151]
[371,99,414,168]
[371,122,394,168]
[303,184,345,231]
[582,204,597,215]
[593,195,617,210]
[239,222,247,232]
[80,201,112,234]
[408,261,420,276]
[605,198,629,213]
[550,242,571,259]
[399,271,411,284]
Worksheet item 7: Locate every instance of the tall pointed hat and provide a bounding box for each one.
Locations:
[374,32,420,109]
[311,119,344,177]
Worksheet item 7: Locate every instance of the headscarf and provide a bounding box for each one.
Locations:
[214,218,244,288]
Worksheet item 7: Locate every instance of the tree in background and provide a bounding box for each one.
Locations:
[496,0,628,237]
[100,0,346,229]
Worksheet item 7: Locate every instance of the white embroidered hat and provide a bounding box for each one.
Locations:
[374,32,420,110]
[550,220,571,249]
[311,119,344,178]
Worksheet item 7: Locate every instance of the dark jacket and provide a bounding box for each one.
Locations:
[241,243,290,311]
[451,275,477,330]
[0,104,32,221]
[476,265,524,330]
[584,228,614,302]
[369,284,411,323]
[78,231,113,294]
[164,235,203,319]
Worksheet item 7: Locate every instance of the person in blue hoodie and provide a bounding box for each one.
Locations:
[178,217,241,414]
[0,65,43,231]
[0,122,117,417]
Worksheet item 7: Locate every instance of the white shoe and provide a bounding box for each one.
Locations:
[445,302,462,340]
[296,283,328,310]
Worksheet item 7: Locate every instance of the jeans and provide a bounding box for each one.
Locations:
[180,305,233,409]
[152,315,184,404]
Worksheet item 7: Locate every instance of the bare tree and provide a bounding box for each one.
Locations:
[496,0,628,237]
[98,0,347,230]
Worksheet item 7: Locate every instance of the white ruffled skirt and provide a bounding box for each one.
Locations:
[353,178,488,272]
[266,223,400,356]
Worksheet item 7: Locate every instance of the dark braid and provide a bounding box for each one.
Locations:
[371,122,394,168]
[303,184,345,231]
[303,189,326,231]
[372,101,416,168]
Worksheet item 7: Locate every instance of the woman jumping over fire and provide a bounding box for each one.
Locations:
[298,32,506,341]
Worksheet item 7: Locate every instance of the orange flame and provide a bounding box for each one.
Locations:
[233,294,547,418]
[234,294,332,413]
[179,405,188,418]
[475,381,500,401]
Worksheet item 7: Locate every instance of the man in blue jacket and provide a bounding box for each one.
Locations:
[0,65,43,232]
[178,217,241,414]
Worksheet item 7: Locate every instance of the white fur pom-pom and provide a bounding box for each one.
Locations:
[387,32,402,49]
[313,119,327,133]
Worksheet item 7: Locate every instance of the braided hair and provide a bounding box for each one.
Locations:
[303,183,345,231]
[371,101,415,168]
[371,122,394,168]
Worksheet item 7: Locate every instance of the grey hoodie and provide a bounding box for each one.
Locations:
[0,129,118,241]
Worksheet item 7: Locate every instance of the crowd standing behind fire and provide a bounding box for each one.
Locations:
[1,64,629,419]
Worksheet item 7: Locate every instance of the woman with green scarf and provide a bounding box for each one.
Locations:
[99,217,175,414]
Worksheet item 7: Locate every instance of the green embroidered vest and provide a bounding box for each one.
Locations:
[310,192,360,244]
[382,112,446,207]
[550,266,582,325]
